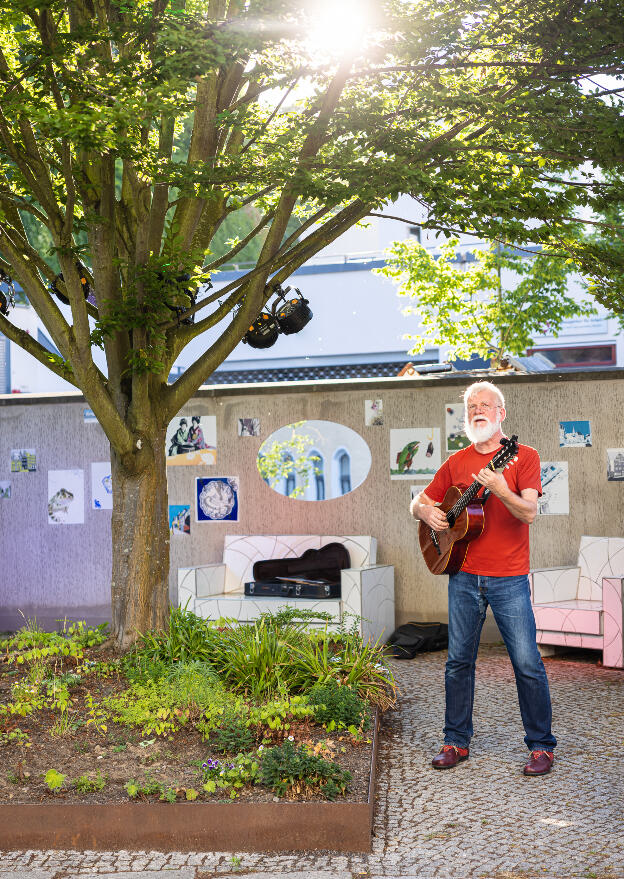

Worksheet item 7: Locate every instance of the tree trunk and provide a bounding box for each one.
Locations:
[110,428,170,649]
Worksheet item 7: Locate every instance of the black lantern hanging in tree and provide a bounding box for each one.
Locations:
[242,284,313,349]
[242,311,280,349]
[274,285,313,335]
[164,273,210,326]
[0,268,17,316]
[49,263,93,305]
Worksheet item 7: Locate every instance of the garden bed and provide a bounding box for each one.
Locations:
[0,610,391,851]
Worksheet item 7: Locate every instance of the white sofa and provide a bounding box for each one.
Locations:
[530,536,624,669]
[178,535,395,644]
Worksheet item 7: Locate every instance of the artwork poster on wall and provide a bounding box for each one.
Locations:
[538,462,569,515]
[48,469,85,525]
[606,449,624,481]
[410,484,431,500]
[91,462,113,510]
[10,449,36,473]
[0,481,10,499]
[559,420,592,447]
[390,428,441,479]
[83,408,97,423]
[169,504,191,535]
[365,399,384,426]
[166,414,216,466]
[445,403,470,451]
[196,477,239,522]
[238,418,260,437]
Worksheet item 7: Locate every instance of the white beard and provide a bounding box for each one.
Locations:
[465,414,501,445]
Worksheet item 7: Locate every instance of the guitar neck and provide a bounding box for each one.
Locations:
[446,462,496,521]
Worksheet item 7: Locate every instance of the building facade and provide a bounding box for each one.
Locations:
[1,195,620,392]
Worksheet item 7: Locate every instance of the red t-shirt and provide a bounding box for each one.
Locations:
[423,441,542,576]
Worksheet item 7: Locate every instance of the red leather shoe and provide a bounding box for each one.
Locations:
[523,750,554,776]
[432,744,469,769]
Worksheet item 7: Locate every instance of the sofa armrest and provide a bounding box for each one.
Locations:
[341,565,395,644]
[530,566,580,604]
[602,577,624,668]
[178,563,229,599]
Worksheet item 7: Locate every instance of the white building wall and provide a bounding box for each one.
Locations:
[2,194,620,392]
[5,302,75,394]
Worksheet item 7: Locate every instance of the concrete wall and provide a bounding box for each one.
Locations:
[0,396,111,630]
[2,369,624,635]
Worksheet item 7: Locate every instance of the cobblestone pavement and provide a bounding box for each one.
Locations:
[1,646,622,879]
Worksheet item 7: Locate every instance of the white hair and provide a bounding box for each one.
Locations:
[463,381,505,409]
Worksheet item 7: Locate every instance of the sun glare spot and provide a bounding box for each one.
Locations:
[306,0,371,58]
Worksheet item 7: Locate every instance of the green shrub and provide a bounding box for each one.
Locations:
[285,620,397,709]
[74,770,106,793]
[307,680,369,730]
[210,716,255,754]
[0,728,30,747]
[1,620,108,666]
[247,695,315,733]
[125,774,167,799]
[208,616,311,699]
[259,740,351,800]
[196,697,247,739]
[132,605,219,665]
[201,754,260,798]
[44,769,65,792]
[105,665,228,737]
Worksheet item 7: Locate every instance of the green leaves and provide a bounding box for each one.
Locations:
[378,238,597,366]
[257,423,321,498]
[44,769,65,792]
[259,740,351,800]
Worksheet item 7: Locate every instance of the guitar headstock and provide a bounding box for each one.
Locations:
[489,435,519,472]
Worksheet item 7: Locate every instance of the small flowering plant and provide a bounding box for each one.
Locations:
[200,753,260,799]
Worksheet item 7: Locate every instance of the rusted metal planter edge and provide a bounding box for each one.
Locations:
[0,711,380,853]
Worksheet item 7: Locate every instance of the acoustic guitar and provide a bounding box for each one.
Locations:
[419,435,519,575]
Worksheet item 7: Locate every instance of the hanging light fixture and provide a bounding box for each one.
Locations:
[50,263,92,305]
[242,283,313,349]
[164,273,210,326]
[274,285,313,335]
[0,268,16,316]
[242,311,280,349]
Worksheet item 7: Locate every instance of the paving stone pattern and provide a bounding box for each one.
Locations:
[1,646,622,879]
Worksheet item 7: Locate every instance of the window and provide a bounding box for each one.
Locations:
[337,450,351,496]
[308,450,325,500]
[528,345,616,368]
[282,453,296,497]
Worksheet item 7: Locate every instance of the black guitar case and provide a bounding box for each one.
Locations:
[244,542,350,599]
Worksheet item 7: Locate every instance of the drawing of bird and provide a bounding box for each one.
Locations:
[396,441,420,472]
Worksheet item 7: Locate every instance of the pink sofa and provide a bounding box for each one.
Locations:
[530,536,624,669]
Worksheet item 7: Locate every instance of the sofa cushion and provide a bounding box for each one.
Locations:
[533,599,603,635]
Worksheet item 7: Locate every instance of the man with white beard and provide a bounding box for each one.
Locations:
[410,381,557,776]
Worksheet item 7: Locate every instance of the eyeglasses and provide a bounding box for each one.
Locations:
[466,402,501,413]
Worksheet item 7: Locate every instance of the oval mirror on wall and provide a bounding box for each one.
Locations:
[257,420,372,501]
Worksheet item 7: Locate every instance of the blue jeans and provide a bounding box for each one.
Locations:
[444,571,557,752]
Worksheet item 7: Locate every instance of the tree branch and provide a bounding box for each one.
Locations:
[0,311,79,388]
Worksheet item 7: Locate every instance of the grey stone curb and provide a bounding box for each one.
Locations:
[65,873,196,879]
[0,872,55,879]
[215,874,352,879]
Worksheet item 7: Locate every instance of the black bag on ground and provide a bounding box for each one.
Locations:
[385,622,449,659]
